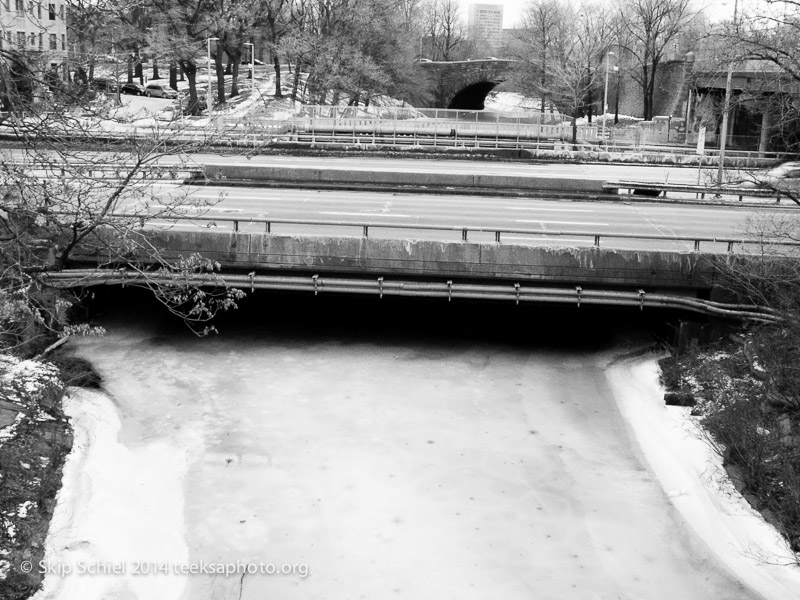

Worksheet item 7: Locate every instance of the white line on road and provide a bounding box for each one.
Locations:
[320,211,412,218]
[503,206,594,212]
[514,219,610,226]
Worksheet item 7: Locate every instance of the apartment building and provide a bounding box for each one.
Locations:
[468,3,504,51]
[0,0,68,76]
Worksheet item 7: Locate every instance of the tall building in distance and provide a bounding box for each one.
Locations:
[468,3,504,51]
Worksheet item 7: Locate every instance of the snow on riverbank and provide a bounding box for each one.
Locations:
[606,358,800,600]
[33,389,191,600]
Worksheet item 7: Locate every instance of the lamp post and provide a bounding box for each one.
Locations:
[112,32,121,105]
[206,37,219,113]
[244,42,254,92]
[717,0,739,185]
[602,51,614,148]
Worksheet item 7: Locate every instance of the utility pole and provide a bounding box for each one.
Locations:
[112,33,120,105]
[602,51,614,149]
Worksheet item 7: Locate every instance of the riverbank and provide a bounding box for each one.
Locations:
[32,388,190,600]
[0,356,72,600]
[606,356,800,600]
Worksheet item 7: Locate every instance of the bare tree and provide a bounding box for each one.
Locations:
[508,0,571,114]
[0,62,244,347]
[421,0,467,61]
[618,0,698,120]
[507,0,611,139]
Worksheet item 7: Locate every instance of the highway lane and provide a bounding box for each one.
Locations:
[129,184,792,253]
[187,154,726,185]
[1,147,738,185]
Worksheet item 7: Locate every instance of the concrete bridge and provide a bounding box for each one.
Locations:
[415,59,515,110]
[44,160,783,321]
[58,228,774,321]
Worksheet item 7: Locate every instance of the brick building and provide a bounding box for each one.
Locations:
[0,0,69,79]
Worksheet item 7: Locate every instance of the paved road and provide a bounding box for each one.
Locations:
[186,154,721,185]
[2,147,735,185]
[136,184,792,253]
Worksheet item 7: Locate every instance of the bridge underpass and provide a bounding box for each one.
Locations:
[51,229,777,322]
[415,60,514,109]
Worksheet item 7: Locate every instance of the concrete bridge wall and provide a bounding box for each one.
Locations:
[198,164,607,193]
[77,230,720,293]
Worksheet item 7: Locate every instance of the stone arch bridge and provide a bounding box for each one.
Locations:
[416,59,515,110]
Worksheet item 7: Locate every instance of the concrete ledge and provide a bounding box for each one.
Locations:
[74,230,718,291]
[198,164,607,194]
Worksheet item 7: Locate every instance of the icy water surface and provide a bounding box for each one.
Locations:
[68,296,760,600]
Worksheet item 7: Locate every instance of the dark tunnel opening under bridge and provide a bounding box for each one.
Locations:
[447,81,499,110]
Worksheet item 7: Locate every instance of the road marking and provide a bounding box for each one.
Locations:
[514,219,609,226]
[503,206,594,212]
[320,211,412,218]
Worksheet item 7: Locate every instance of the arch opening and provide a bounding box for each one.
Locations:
[447,81,498,110]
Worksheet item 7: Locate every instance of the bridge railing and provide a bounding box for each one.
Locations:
[111,212,800,254]
[279,105,565,125]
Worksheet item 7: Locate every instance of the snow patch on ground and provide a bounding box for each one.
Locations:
[33,389,191,600]
[485,91,548,113]
[606,358,800,600]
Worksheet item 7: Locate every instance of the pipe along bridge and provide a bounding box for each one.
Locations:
[50,228,781,322]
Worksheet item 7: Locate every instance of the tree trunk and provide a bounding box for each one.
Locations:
[586,63,593,123]
[179,59,200,114]
[169,61,178,90]
[134,53,143,84]
[273,53,282,98]
[230,59,241,97]
[127,55,133,83]
[291,62,302,102]
[571,112,578,145]
[152,58,160,80]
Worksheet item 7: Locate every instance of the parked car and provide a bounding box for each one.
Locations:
[144,83,178,99]
[120,82,145,96]
[738,161,800,192]
[90,77,118,92]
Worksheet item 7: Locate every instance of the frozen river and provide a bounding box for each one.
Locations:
[33,297,799,600]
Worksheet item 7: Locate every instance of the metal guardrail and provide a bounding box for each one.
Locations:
[44,270,779,322]
[2,161,194,181]
[110,212,800,253]
[3,106,791,165]
[603,180,793,203]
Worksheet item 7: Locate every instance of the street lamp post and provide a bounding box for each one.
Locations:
[206,37,219,113]
[602,51,614,149]
[244,42,254,92]
[112,32,121,106]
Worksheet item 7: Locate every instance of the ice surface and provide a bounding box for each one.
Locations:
[34,328,798,600]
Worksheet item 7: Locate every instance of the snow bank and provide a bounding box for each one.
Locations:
[606,358,800,600]
[33,389,191,600]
